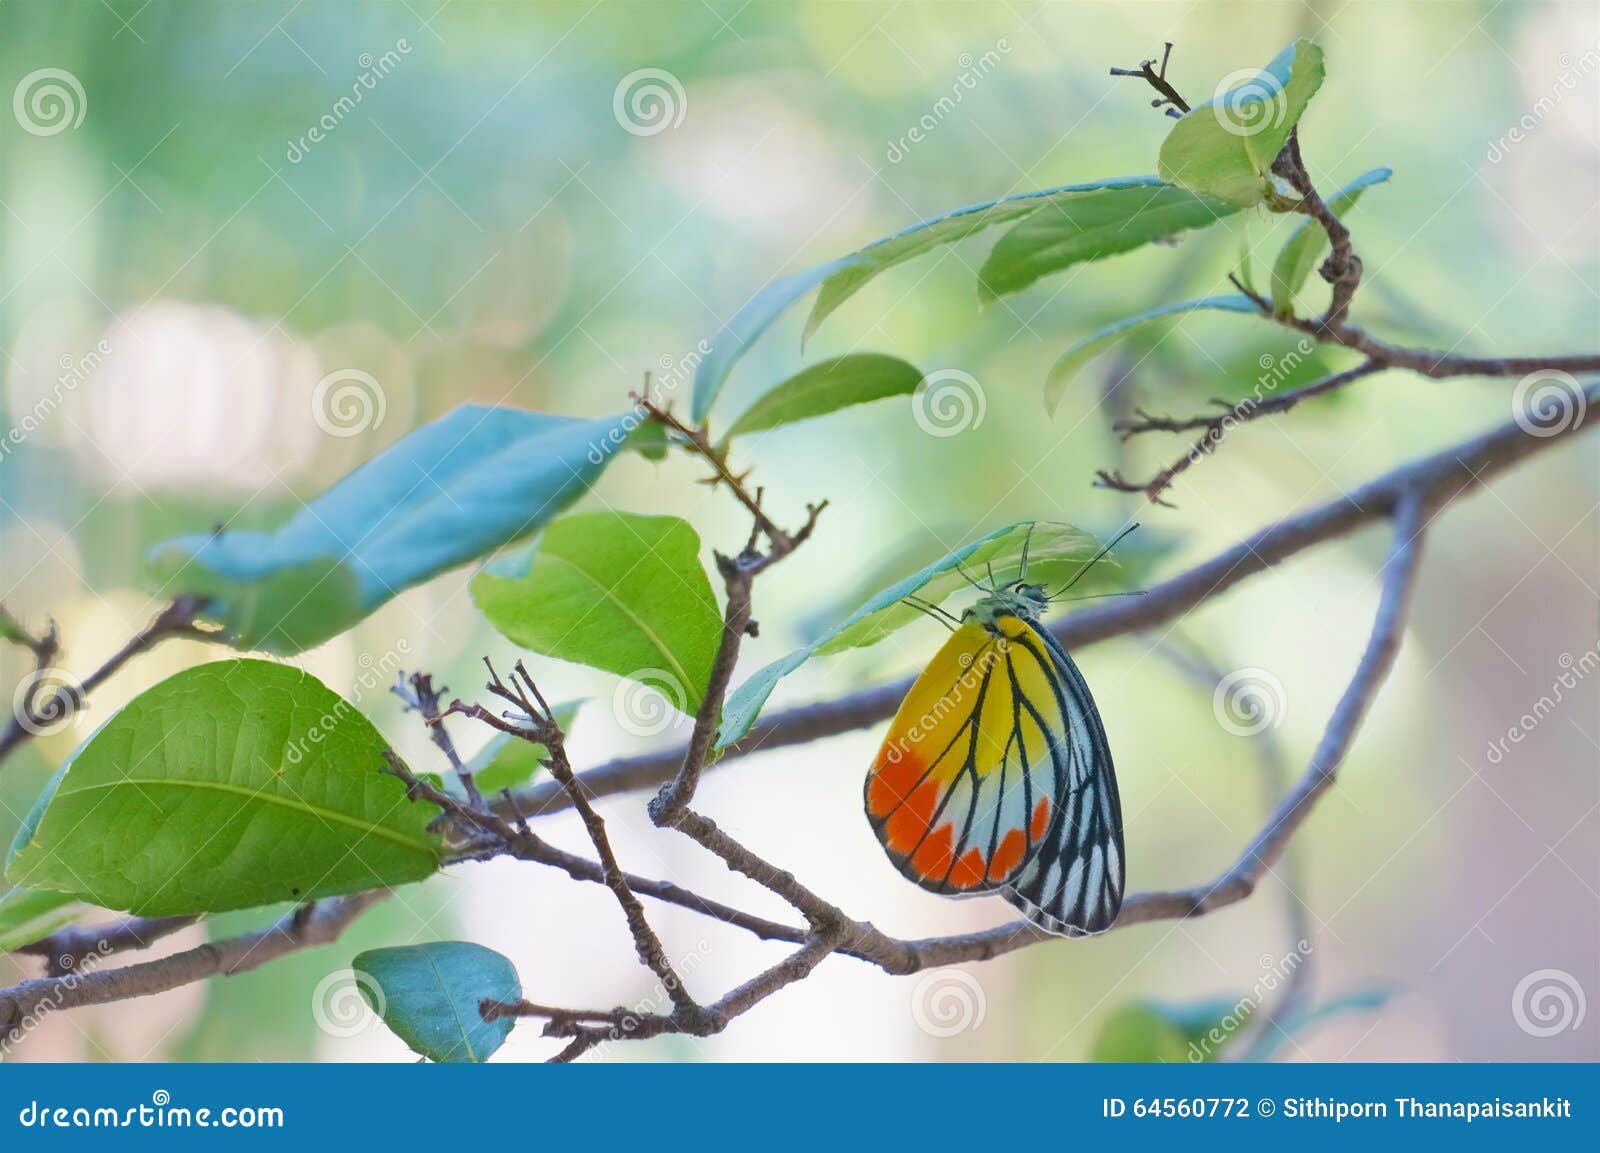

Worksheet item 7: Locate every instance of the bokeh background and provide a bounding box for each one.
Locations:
[0,0,1595,1061]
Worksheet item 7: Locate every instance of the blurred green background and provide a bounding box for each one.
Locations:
[1,0,1595,1061]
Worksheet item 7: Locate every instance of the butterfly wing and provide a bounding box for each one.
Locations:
[864,613,1125,935]
[998,622,1125,936]
[865,618,1063,896]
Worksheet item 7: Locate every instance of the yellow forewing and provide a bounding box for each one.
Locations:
[865,615,1067,894]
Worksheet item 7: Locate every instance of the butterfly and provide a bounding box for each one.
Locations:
[864,526,1131,936]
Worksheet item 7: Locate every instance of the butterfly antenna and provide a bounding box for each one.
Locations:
[952,560,988,592]
[1049,522,1140,600]
[902,594,960,633]
[1052,589,1148,605]
[1018,522,1036,584]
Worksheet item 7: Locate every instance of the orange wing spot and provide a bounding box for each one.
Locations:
[867,746,925,818]
[951,848,986,890]
[910,824,953,881]
[884,780,940,855]
[988,828,1026,882]
[1029,797,1051,843]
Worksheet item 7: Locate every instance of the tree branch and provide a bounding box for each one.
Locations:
[0,893,383,1042]
[0,596,211,767]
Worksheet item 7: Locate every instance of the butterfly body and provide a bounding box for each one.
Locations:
[865,580,1125,936]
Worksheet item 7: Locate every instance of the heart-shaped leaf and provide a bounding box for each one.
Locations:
[7,659,441,915]
[149,405,635,655]
[717,521,1101,748]
[473,511,721,720]
[354,941,521,1063]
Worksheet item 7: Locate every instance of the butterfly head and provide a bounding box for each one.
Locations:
[966,581,1051,632]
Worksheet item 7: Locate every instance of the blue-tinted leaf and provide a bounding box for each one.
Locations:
[692,178,1199,422]
[150,405,633,654]
[354,941,520,1063]
[691,258,856,425]
[1270,167,1391,316]
[717,521,1101,748]
[1045,295,1260,413]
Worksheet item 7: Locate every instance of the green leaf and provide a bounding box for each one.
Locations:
[1159,39,1326,207]
[1270,167,1391,316]
[353,941,520,1063]
[0,887,89,952]
[6,660,441,916]
[472,511,721,719]
[462,701,582,794]
[717,521,1101,748]
[722,354,923,441]
[149,405,634,655]
[691,178,1196,422]
[1044,295,1260,413]
[691,257,858,425]
[977,184,1239,301]
[1091,998,1248,1062]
